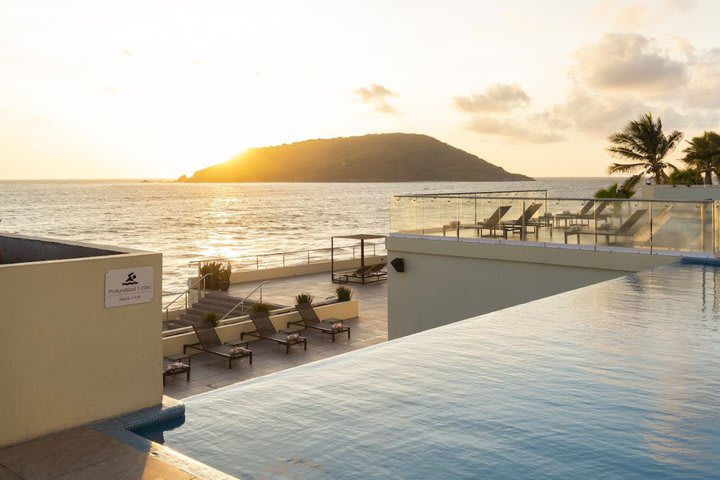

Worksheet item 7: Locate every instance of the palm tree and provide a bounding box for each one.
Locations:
[607,113,683,185]
[594,175,641,199]
[681,131,720,185]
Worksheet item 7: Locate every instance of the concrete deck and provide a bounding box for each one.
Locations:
[162,272,388,399]
[0,427,202,480]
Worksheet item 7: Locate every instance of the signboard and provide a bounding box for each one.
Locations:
[105,267,154,308]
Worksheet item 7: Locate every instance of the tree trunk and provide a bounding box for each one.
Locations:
[705,166,713,185]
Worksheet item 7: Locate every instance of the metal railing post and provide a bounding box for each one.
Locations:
[649,201,653,254]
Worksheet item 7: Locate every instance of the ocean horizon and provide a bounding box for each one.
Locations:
[0,178,615,293]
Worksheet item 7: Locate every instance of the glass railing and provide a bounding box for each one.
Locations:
[390,194,716,255]
[190,240,388,272]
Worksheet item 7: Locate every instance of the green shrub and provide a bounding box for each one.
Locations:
[336,286,352,302]
[204,312,220,327]
[199,261,232,290]
[251,302,272,313]
[216,262,232,282]
[670,167,704,186]
[295,292,314,305]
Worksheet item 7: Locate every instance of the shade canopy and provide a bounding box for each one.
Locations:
[330,234,387,284]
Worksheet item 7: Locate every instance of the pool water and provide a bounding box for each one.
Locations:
[148,261,720,479]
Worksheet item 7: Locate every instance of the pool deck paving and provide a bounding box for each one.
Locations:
[0,272,387,479]
[162,272,388,399]
[0,427,197,480]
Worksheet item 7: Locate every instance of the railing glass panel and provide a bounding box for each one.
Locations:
[390,193,718,256]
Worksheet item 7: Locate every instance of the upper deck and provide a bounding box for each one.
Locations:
[390,190,719,256]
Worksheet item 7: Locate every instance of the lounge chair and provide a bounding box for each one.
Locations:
[243,310,307,354]
[365,262,387,277]
[287,303,351,342]
[570,200,612,225]
[564,208,648,245]
[333,262,387,283]
[442,205,511,237]
[553,200,594,227]
[184,324,252,369]
[443,205,510,236]
[495,203,544,239]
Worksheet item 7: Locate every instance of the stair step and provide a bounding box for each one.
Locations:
[198,297,245,310]
[204,291,242,301]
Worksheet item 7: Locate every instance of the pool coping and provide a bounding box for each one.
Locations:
[92,396,238,480]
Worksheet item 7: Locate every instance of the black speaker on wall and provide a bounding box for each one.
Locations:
[390,257,405,273]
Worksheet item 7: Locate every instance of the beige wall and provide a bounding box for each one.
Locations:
[163,300,359,355]
[0,249,162,447]
[387,236,679,339]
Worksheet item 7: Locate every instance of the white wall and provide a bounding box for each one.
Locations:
[387,236,678,339]
[0,241,162,447]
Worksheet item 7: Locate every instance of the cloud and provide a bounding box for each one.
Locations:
[454,84,555,142]
[683,59,720,108]
[665,0,696,12]
[548,88,651,133]
[593,0,695,29]
[574,33,687,92]
[453,84,530,113]
[354,84,397,113]
[660,107,720,130]
[466,116,564,143]
[455,32,717,145]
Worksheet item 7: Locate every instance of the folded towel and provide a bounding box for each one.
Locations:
[230,347,247,356]
[287,333,301,342]
[597,223,610,230]
[166,362,186,371]
[331,322,345,331]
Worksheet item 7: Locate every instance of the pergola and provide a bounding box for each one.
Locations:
[331,234,386,284]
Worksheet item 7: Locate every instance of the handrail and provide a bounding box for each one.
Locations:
[394,193,713,204]
[409,189,548,197]
[189,242,385,270]
[220,280,271,321]
[188,241,387,266]
[163,273,214,314]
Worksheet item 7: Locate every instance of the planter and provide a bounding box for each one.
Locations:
[204,277,218,290]
[218,280,230,292]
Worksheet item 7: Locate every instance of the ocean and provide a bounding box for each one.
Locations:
[0,178,612,294]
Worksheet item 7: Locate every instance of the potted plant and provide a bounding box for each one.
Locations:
[251,302,272,314]
[204,312,220,327]
[335,286,352,302]
[216,262,232,292]
[198,261,219,290]
[295,292,314,305]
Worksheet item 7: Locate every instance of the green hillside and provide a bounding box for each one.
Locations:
[180,133,531,182]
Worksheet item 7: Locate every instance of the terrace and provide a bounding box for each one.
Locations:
[390,189,719,255]
[161,272,388,398]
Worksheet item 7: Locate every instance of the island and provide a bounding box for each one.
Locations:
[179,133,532,182]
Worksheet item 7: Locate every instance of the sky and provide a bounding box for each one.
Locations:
[1,0,719,179]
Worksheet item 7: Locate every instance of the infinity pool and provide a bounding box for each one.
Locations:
[147,261,720,479]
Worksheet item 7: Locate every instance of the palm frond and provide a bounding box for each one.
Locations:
[607,162,646,175]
